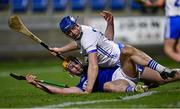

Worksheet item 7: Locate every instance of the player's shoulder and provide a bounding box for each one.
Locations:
[81,25,98,32]
[81,25,96,39]
[81,25,91,30]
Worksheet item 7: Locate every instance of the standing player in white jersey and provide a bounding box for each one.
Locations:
[50,11,177,93]
[142,0,180,63]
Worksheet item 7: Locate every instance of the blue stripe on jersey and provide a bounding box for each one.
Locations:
[118,43,125,52]
[87,49,97,54]
[97,46,116,58]
[76,66,119,92]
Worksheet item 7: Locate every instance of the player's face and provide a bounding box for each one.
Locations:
[65,24,81,40]
[67,61,83,76]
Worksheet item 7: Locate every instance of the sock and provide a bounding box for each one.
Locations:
[148,60,166,73]
[126,85,135,92]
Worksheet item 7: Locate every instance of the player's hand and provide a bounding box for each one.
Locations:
[140,0,153,7]
[49,47,62,56]
[83,91,91,94]
[26,74,37,84]
[85,86,93,93]
[100,10,114,25]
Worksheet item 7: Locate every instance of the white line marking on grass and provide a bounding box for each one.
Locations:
[38,91,158,108]
[122,91,158,100]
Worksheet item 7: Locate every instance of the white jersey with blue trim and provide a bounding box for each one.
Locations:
[165,0,180,16]
[76,25,121,67]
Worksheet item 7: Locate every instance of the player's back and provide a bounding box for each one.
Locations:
[166,0,180,16]
[79,25,120,67]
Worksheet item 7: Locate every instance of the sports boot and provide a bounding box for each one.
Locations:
[135,84,148,93]
[160,69,177,79]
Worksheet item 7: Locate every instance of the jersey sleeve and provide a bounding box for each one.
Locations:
[81,29,99,54]
[76,74,88,91]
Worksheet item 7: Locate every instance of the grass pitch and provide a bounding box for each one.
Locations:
[0,57,180,108]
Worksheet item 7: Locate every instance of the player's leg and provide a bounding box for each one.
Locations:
[104,79,148,93]
[141,67,180,85]
[103,67,147,93]
[140,67,168,85]
[176,39,180,53]
[164,16,180,63]
[103,66,137,93]
[175,38,180,62]
[119,53,138,78]
[120,45,177,79]
[103,79,131,92]
[164,39,180,62]
[120,57,150,92]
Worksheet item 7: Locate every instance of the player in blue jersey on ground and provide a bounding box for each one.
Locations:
[50,11,177,93]
[25,65,147,94]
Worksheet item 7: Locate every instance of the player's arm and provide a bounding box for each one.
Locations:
[100,11,114,41]
[86,52,98,93]
[37,84,84,94]
[142,0,165,7]
[49,41,78,55]
[34,83,84,94]
[26,74,84,94]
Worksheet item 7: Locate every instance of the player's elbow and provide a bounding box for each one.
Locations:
[122,45,137,55]
[89,64,98,71]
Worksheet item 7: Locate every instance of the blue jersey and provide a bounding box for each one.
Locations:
[76,66,119,92]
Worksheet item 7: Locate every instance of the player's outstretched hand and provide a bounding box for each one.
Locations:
[26,74,37,84]
[100,10,114,25]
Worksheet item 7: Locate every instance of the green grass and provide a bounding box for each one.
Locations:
[0,58,179,108]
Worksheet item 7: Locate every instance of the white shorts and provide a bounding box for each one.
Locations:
[112,67,137,87]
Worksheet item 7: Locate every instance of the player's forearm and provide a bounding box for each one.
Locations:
[100,11,114,40]
[86,53,98,93]
[87,64,98,93]
[33,82,84,94]
[105,23,114,41]
[29,82,54,94]
[61,41,78,53]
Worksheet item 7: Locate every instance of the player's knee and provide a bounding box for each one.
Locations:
[103,82,125,93]
[104,82,113,91]
[164,46,171,53]
[164,41,175,52]
[122,45,137,55]
[103,82,119,92]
